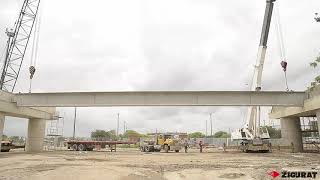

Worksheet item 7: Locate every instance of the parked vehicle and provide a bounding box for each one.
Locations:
[140,133,183,153]
[1,141,25,152]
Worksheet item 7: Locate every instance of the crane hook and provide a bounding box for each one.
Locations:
[29,66,36,79]
[280,61,287,72]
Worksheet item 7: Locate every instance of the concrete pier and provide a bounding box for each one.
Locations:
[26,118,46,152]
[0,113,4,151]
[316,110,320,136]
[280,117,303,152]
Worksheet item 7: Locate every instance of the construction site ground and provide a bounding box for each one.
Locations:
[0,148,319,180]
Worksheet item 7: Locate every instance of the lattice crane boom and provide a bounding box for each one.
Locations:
[0,0,41,92]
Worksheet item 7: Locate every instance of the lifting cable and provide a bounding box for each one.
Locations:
[29,7,42,93]
[274,4,290,91]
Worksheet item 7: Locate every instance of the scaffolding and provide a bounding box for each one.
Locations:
[45,113,64,150]
[300,117,319,152]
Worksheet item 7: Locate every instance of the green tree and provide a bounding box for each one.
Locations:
[188,132,205,138]
[9,136,20,142]
[91,130,107,139]
[108,130,117,140]
[2,134,8,141]
[309,55,320,89]
[123,130,140,138]
[263,126,281,139]
[213,131,230,138]
[91,130,117,140]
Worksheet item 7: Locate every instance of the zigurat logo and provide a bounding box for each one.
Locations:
[268,170,318,179]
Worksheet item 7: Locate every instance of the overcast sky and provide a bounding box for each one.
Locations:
[1,0,320,137]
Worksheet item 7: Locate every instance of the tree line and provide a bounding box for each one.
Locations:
[90,126,282,140]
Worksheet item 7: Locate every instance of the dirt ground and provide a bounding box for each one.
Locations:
[0,148,319,180]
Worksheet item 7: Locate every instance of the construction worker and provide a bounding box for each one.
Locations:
[199,140,203,153]
[184,139,189,153]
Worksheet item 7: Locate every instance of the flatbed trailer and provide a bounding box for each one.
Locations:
[66,140,136,152]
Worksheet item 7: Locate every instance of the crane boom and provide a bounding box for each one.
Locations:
[246,0,275,137]
[0,0,41,92]
[232,0,276,152]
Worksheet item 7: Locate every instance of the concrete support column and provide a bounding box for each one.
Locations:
[26,118,46,152]
[316,110,320,136]
[0,113,5,151]
[280,117,303,152]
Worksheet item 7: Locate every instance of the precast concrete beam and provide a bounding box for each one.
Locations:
[280,117,303,152]
[26,118,46,152]
[13,91,305,107]
[0,90,55,119]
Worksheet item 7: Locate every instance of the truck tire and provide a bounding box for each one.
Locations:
[145,146,150,152]
[140,146,145,152]
[175,150,179,153]
[78,144,86,151]
[87,147,93,151]
[72,144,78,151]
[164,145,169,153]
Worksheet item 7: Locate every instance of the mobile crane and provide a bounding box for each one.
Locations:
[231,0,277,152]
[0,0,40,152]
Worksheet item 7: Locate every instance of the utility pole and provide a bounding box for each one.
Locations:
[123,120,126,134]
[117,113,120,136]
[210,113,213,136]
[72,107,77,139]
[205,119,208,137]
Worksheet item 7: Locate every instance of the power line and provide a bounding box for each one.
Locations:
[205,119,207,137]
[116,113,120,136]
[210,113,213,136]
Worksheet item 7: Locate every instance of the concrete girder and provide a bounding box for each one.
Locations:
[13,91,306,107]
[0,90,55,119]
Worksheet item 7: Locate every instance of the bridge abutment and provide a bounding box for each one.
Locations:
[280,117,303,152]
[26,118,46,152]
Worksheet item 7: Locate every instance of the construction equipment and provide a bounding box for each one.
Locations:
[1,141,25,152]
[231,0,276,153]
[140,133,183,153]
[0,0,41,92]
